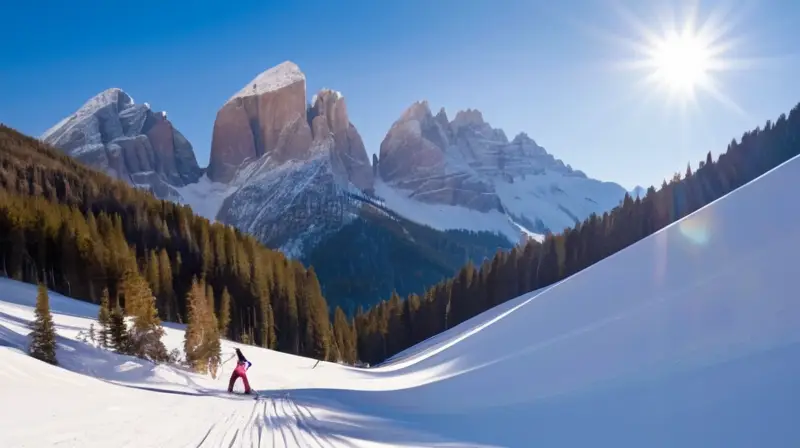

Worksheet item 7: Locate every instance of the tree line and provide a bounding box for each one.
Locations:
[5,99,800,369]
[351,102,800,365]
[305,203,513,314]
[0,125,338,363]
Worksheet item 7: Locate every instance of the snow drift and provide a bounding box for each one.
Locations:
[2,154,800,447]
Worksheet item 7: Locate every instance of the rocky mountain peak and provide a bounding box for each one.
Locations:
[378,100,624,224]
[309,88,373,192]
[398,100,433,122]
[208,62,373,193]
[208,61,312,183]
[511,132,536,146]
[226,61,305,104]
[41,88,202,199]
[451,108,485,129]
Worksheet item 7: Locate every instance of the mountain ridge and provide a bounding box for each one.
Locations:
[40,87,203,201]
[37,60,629,309]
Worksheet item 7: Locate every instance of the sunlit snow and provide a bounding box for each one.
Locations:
[2,154,799,447]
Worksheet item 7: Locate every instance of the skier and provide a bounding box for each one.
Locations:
[228,348,252,394]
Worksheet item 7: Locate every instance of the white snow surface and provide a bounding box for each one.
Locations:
[493,170,627,234]
[374,178,528,243]
[228,61,305,103]
[174,174,238,221]
[40,88,134,143]
[3,154,800,447]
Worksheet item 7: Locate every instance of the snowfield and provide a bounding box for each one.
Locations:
[2,155,800,447]
[374,178,531,243]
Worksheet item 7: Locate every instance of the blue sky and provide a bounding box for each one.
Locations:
[2,0,798,190]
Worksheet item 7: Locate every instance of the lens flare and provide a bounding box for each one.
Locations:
[678,215,710,245]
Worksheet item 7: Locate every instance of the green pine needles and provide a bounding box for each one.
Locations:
[29,283,58,365]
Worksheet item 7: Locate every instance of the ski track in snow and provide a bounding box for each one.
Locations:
[189,394,332,448]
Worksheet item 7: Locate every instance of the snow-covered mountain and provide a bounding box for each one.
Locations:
[200,62,375,254]
[3,151,799,447]
[41,61,627,252]
[41,88,202,201]
[376,101,628,238]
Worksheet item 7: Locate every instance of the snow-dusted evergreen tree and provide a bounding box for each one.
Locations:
[121,268,168,362]
[204,280,222,378]
[219,286,231,338]
[108,301,128,354]
[96,287,111,348]
[29,283,57,365]
[184,277,207,373]
[183,277,222,376]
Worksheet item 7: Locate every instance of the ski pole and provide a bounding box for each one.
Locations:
[218,353,237,379]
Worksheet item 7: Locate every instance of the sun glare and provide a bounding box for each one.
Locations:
[650,31,711,93]
[598,2,759,114]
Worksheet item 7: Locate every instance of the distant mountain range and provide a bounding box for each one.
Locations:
[39,61,629,311]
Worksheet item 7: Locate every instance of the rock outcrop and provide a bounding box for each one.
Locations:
[209,61,375,252]
[41,88,202,199]
[207,62,373,192]
[378,101,627,233]
[378,101,500,212]
[207,62,313,183]
[309,89,374,193]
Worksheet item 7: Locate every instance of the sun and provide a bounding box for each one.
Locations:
[597,2,757,114]
[649,30,712,94]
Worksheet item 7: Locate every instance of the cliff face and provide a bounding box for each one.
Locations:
[206,61,375,254]
[377,101,628,234]
[41,88,202,200]
[309,89,374,193]
[206,62,373,193]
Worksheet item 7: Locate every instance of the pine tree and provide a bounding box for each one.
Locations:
[183,278,206,373]
[145,250,161,313]
[333,306,355,364]
[304,268,331,361]
[120,268,145,318]
[183,277,221,375]
[108,302,128,354]
[29,283,57,365]
[205,316,222,378]
[219,286,231,338]
[203,280,222,377]
[97,287,111,348]
[267,303,277,350]
[119,267,168,361]
[157,249,175,321]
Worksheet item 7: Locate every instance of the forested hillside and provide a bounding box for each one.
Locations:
[0,125,334,361]
[353,102,800,365]
[5,97,798,368]
[305,204,513,314]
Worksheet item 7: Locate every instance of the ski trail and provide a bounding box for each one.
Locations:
[189,392,339,447]
[243,399,261,447]
[271,397,289,447]
[254,401,267,447]
[195,422,216,447]
[277,397,304,447]
[288,399,332,448]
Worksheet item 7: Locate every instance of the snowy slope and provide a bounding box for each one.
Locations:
[3,154,800,447]
[174,174,238,221]
[493,169,626,235]
[377,167,622,242]
[0,280,458,447]
[374,178,529,243]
